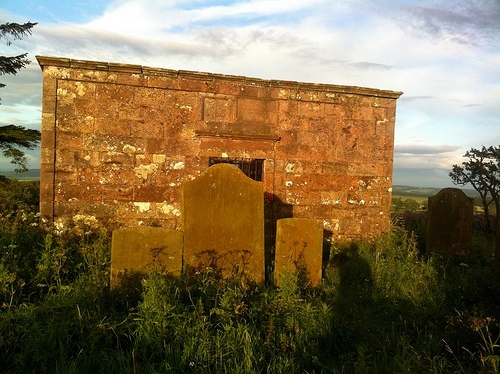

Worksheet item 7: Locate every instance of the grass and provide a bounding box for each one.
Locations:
[1,180,499,373]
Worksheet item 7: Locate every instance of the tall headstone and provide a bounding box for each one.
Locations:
[110,227,183,288]
[182,163,265,283]
[426,188,473,255]
[275,218,323,286]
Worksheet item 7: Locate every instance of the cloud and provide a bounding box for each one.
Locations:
[1,0,499,188]
[90,0,323,34]
[394,144,461,155]
[393,143,464,170]
[0,64,42,108]
[393,168,453,188]
[385,0,500,46]
[399,96,434,102]
[461,104,482,108]
[33,24,213,61]
[350,62,394,70]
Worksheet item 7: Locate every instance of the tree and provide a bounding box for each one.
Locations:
[450,146,500,265]
[391,197,420,213]
[0,125,41,173]
[0,21,40,173]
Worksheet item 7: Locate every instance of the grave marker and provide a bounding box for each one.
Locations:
[182,163,265,283]
[275,218,323,286]
[426,188,473,255]
[110,227,183,288]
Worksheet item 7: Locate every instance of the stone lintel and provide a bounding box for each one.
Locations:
[35,55,403,99]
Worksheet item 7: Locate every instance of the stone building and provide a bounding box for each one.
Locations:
[37,56,402,242]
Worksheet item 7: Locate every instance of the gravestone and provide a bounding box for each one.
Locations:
[182,163,265,283]
[275,218,323,286]
[426,188,473,255]
[110,227,183,288]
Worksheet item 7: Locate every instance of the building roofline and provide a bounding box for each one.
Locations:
[36,55,403,99]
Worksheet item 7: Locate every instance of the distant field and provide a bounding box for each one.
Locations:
[392,185,484,211]
[0,169,40,181]
[392,194,428,205]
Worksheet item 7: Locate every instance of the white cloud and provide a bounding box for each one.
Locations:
[1,0,499,186]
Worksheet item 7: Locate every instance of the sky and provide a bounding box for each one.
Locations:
[0,0,499,188]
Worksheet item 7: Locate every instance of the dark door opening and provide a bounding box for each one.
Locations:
[209,157,264,181]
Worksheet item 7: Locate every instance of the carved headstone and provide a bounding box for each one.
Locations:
[182,163,265,283]
[426,188,473,255]
[110,227,183,288]
[275,218,323,286]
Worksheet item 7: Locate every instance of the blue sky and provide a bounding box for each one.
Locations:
[1,0,499,187]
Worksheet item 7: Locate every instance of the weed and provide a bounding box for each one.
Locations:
[1,183,499,372]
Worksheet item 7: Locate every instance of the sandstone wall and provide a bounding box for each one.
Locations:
[37,56,402,241]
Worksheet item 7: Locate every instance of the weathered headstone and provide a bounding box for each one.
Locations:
[426,188,473,255]
[275,218,323,286]
[182,163,265,283]
[110,227,183,288]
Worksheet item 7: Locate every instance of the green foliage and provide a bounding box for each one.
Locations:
[0,187,499,373]
[0,125,41,173]
[450,145,500,265]
[0,177,39,214]
[0,22,37,45]
[1,21,39,173]
[392,197,421,213]
[134,268,332,373]
[0,22,37,76]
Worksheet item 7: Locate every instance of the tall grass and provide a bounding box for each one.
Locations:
[0,181,499,373]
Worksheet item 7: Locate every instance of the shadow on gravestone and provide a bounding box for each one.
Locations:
[264,193,293,281]
[426,188,473,256]
[110,227,183,289]
[275,218,324,287]
[182,163,265,283]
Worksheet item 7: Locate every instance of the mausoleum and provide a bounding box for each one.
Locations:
[37,56,402,242]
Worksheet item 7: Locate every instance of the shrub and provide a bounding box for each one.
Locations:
[0,188,498,373]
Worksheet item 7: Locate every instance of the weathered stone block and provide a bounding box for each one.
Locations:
[182,163,265,283]
[110,227,183,288]
[275,218,323,286]
[102,185,134,201]
[237,98,278,127]
[56,131,83,150]
[426,188,473,255]
[130,120,164,139]
[203,97,236,123]
[55,183,102,202]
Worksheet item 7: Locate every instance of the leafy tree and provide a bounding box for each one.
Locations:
[391,197,420,213]
[0,125,41,173]
[450,146,500,265]
[0,21,40,173]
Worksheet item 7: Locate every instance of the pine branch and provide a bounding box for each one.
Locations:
[0,125,41,150]
[0,54,30,75]
[0,22,37,45]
